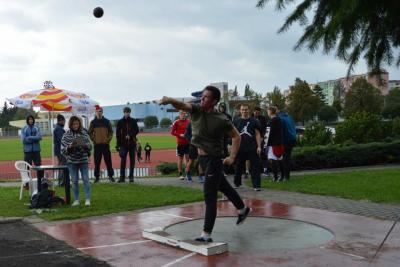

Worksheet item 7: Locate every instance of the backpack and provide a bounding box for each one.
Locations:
[29,189,53,209]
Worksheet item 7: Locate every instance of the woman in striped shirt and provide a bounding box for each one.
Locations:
[61,116,92,206]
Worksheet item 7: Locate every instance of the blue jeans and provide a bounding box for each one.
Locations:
[68,163,91,201]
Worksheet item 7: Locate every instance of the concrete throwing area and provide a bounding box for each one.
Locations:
[30,199,400,267]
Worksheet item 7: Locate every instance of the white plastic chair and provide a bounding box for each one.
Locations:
[15,161,38,200]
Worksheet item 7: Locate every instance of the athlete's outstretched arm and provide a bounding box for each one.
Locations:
[159,96,192,112]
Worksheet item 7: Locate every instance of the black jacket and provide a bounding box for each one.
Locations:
[116,117,139,148]
[265,116,283,146]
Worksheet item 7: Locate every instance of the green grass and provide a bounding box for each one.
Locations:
[257,168,400,204]
[0,134,176,161]
[0,183,203,220]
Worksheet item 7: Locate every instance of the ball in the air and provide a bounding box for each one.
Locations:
[93,7,104,18]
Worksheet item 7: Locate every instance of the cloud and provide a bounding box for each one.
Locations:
[0,0,398,108]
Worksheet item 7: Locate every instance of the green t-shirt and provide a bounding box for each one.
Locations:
[190,104,233,156]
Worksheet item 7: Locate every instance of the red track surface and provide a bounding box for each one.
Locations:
[0,149,177,179]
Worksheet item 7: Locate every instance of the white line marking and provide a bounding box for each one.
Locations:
[338,252,367,260]
[78,240,151,250]
[160,252,196,267]
[156,212,194,220]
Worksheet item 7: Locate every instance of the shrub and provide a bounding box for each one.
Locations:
[300,121,332,146]
[318,105,338,123]
[156,162,178,174]
[335,112,383,143]
[160,118,172,127]
[144,116,159,128]
[291,140,400,170]
[392,117,400,137]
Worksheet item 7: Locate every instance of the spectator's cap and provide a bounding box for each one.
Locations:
[56,114,65,122]
[95,105,103,111]
[123,106,131,113]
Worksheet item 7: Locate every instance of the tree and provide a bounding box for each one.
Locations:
[312,85,326,106]
[233,85,239,97]
[318,105,338,123]
[301,121,332,146]
[256,1,400,74]
[144,116,159,128]
[287,78,320,125]
[265,86,286,110]
[244,84,253,99]
[382,88,400,119]
[343,78,384,118]
[160,118,172,127]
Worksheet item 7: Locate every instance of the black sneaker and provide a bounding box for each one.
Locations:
[117,178,125,183]
[194,236,213,243]
[129,177,134,183]
[94,178,100,183]
[109,177,115,183]
[236,207,251,225]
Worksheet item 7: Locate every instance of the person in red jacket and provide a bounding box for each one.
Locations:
[171,110,190,178]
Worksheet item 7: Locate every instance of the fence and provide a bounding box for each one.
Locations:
[1,167,158,181]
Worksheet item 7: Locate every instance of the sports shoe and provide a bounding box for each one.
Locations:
[253,188,261,191]
[85,199,91,206]
[117,177,125,183]
[236,207,251,225]
[186,174,193,182]
[233,185,241,189]
[72,200,80,206]
[94,178,100,183]
[198,176,205,183]
[109,177,115,183]
[194,236,213,243]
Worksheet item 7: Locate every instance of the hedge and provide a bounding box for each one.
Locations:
[291,140,400,170]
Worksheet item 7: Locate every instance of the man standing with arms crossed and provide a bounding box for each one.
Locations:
[160,86,251,242]
[88,107,115,183]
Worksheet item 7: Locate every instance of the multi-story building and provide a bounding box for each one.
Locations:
[389,80,400,91]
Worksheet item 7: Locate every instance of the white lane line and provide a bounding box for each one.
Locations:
[160,252,197,267]
[78,240,151,250]
[338,252,367,260]
[156,212,194,220]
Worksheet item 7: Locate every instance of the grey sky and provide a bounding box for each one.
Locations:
[1,0,398,107]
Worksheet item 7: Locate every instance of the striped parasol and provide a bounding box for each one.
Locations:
[7,81,99,112]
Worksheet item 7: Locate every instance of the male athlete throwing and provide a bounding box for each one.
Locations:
[160,85,251,242]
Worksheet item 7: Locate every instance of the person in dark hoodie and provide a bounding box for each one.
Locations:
[116,106,139,183]
[53,114,67,186]
[21,115,43,179]
[88,107,115,183]
[277,107,296,181]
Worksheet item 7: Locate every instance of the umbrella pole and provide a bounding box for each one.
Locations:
[50,110,55,165]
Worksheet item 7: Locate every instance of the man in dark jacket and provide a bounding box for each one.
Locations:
[88,107,115,183]
[53,114,67,186]
[253,107,269,175]
[21,115,43,179]
[277,107,296,180]
[116,106,139,183]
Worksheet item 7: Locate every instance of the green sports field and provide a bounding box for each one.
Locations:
[0,134,176,161]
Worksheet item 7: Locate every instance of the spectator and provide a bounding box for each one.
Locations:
[171,110,190,179]
[144,142,152,162]
[61,116,92,206]
[159,85,251,243]
[116,106,139,183]
[218,102,232,159]
[21,115,44,180]
[277,107,297,180]
[137,141,142,164]
[253,106,269,175]
[233,104,262,191]
[265,106,284,182]
[184,122,204,183]
[54,114,67,186]
[88,107,115,183]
